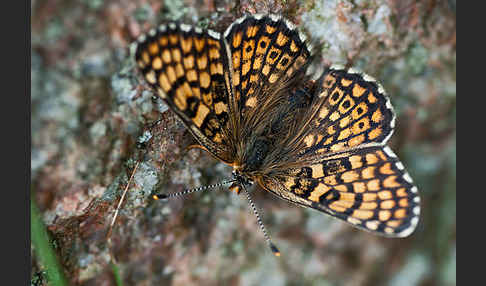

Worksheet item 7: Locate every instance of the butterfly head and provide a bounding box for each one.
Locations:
[228,170,253,195]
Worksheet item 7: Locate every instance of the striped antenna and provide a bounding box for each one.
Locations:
[241,183,281,257]
[153,179,236,200]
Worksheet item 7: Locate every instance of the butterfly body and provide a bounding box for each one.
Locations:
[134,14,420,238]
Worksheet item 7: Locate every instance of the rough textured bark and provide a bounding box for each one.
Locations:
[31,0,456,285]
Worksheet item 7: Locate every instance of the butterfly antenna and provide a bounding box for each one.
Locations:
[241,184,281,257]
[152,179,236,200]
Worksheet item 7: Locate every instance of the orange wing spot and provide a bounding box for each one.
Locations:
[363,193,377,201]
[362,166,376,179]
[398,198,409,207]
[183,55,195,69]
[169,34,178,45]
[360,202,378,210]
[319,107,330,119]
[245,96,257,108]
[162,49,172,63]
[145,70,156,84]
[210,62,223,75]
[232,52,241,69]
[276,32,289,46]
[366,220,380,230]
[383,176,400,188]
[341,78,353,87]
[337,128,352,140]
[334,184,348,192]
[352,84,366,97]
[348,134,365,147]
[330,142,346,152]
[376,150,388,161]
[324,175,338,185]
[339,116,351,128]
[269,73,279,83]
[242,60,252,76]
[372,108,383,122]
[340,192,356,201]
[214,102,228,115]
[148,42,159,55]
[193,103,210,128]
[379,210,392,221]
[186,69,197,82]
[304,134,315,147]
[159,36,168,46]
[172,49,181,62]
[329,111,341,122]
[378,190,392,200]
[381,200,396,209]
[386,220,401,228]
[290,40,299,52]
[202,92,213,106]
[329,88,344,105]
[242,40,255,61]
[368,92,378,103]
[174,88,187,110]
[310,164,324,178]
[191,87,200,98]
[232,31,242,48]
[208,48,220,60]
[368,128,383,140]
[352,182,367,193]
[396,188,408,197]
[394,209,406,219]
[266,25,277,34]
[266,47,282,64]
[308,183,330,203]
[246,25,259,37]
[256,36,270,54]
[142,51,150,64]
[352,209,374,220]
[194,38,205,52]
[199,72,211,89]
[213,132,223,143]
[352,117,370,134]
[197,55,208,70]
[181,37,192,53]
[338,95,355,114]
[341,170,359,183]
[232,71,240,86]
[152,57,162,70]
[323,75,336,89]
[379,163,395,175]
[262,64,271,76]
[352,102,368,120]
[166,66,177,83]
[175,63,184,78]
[367,179,380,191]
[159,73,171,92]
[365,153,379,165]
[277,53,292,70]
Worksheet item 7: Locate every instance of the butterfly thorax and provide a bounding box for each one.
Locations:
[233,86,314,180]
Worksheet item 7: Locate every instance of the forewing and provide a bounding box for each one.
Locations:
[297,66,396,157]
[223,14,311,130]
[134,23,234,163]
[259,146,420,237]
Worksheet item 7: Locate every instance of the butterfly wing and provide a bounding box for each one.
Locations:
[258,67,419,237]
[259,145,420,237]
[134,23,235,163]
[222,14,312,136]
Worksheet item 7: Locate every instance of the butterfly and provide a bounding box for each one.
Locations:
[132,14,420,250]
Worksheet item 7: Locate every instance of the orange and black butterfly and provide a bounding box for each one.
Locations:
[133,14,420,253]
